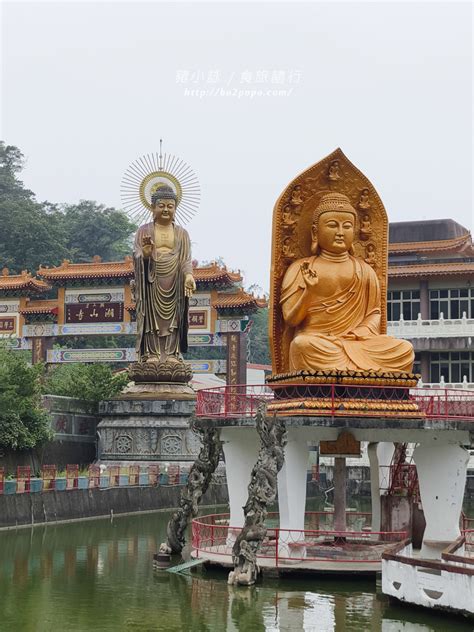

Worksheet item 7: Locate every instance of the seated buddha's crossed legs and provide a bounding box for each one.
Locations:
[289,333,414,373]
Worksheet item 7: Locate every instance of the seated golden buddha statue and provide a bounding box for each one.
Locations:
[280,192,414,373]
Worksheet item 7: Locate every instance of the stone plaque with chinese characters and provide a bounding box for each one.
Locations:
[188,310,207,329]
[65,302,124,323]
[0,316,16,333]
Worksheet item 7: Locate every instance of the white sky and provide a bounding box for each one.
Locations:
[2,1,472,291]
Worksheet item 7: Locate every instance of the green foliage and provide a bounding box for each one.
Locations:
[247,307,271,365]
[58,200,136,262]
[0,347,53,450]
[45,363,129,402]
[0,142,136,273]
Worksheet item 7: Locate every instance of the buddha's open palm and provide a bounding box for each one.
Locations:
[184,274,196,297]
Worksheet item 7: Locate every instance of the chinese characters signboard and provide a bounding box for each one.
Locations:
[226,331,246,386]
[188,310,207,329]
[65,303,124,323]
[0,316,16,333]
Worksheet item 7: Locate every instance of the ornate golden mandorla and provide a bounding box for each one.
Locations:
[269,148,415,383]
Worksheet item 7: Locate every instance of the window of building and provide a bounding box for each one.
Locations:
[429,351,473,383]
[413,352,421,377]
[429,288,473,319]
[387,290,420,321]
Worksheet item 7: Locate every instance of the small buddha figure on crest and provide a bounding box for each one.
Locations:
[364,243,377,267]
[328,160,341,182]
[282,205,296,228]
[360,214,372,240]
[280,193,414,373]
[290,185,303,206]
[358,188,371,210]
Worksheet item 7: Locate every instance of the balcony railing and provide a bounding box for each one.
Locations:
[192,512,406,567]
[387,314,474,338]
[195,384,474,420]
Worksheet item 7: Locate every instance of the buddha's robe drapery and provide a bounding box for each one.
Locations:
[134,222,192,360]
[280,256,414,372]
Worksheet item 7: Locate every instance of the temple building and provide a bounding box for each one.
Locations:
[387,219,474,387]
[0,258,266,377]
[2,219,473,386]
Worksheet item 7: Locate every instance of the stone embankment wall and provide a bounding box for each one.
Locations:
[0,480,322,530]
[0,484,229,529]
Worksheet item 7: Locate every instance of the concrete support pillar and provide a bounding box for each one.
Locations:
[221,427,259,543]
[368,442,395,532]
[414,442,469,559]
[420,279,429,320]
[420,351,430,383]
[333,457,347,532]
[277,430,308,555]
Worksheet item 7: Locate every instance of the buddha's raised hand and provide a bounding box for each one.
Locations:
[300,261,319,288]
[141,235,154,258]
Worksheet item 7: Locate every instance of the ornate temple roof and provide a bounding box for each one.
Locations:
[213,288,268,311]
[36,258,243,287]
[0,269,51,294]
[389,261,474,278]
[38,256,134,282]
[19,300,59,315]
[193,262,243,286]
[125,288,267,314]
[389,233,474,255]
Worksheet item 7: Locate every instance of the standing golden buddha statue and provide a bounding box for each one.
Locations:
[128,185,196,391]
[134,185,195,363]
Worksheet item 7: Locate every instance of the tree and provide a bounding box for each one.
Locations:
[58,201,136,262]
[0,142,69,272]
[44,363,129,403]
[0,142,136,273]
[0,347,53,450]
[247,307,271,365]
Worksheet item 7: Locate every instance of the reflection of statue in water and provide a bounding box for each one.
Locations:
[280,193,414,372]
[134,185,196,364]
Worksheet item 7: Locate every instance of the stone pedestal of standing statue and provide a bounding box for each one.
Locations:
[98,182,198,464]
[97,398,200,464]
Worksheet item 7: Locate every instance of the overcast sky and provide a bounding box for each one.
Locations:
[2,1,472,291]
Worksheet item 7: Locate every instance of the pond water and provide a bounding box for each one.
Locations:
[0,506,472,632]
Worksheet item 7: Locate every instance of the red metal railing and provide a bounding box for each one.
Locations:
[462,514,474,532]
[192,512,406,567]
[195,384,474,420]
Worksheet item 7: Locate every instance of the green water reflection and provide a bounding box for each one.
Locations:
[0,507,472,632]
